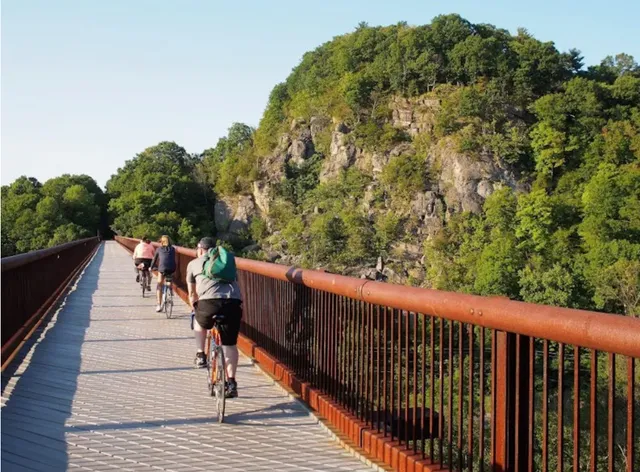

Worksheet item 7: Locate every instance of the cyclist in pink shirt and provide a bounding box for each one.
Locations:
[133,237,155,287]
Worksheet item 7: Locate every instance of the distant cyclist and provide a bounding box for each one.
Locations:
[133,237,155,288]
[187,237,242,398]
[149,235,177,312]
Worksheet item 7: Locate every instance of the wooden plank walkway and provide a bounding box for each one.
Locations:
[2,241,376,471]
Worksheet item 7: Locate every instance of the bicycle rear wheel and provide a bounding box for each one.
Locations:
[214,346,226,423]
[141,272,146,297]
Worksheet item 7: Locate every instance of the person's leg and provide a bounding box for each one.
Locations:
[222,345,239,379]
[193,319,207,352]
[218,300,242,397]
[145,261,152,289]
[155,273,165,310]
[193,300,214,368]
[134,259,141,281]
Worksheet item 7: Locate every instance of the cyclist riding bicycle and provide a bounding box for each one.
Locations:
[149,235,177,312]
[187,236,242,398]
[133,237,155,288]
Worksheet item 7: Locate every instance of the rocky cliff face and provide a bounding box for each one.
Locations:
[216,95,527,283]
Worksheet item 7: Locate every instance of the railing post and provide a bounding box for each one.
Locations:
[495,331,530,472]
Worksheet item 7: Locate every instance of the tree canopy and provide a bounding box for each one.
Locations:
[2,174,107,256]
[105,141,214,247]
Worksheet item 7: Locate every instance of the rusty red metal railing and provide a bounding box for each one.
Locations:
[1,237,101,368]
[115,236,640,472]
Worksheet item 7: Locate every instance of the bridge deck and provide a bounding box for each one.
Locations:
[2,242,375,472]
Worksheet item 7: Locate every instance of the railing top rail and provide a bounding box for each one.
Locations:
[115,236,640,357]
[1,237,100,272]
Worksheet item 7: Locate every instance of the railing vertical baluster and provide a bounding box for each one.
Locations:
[479,327,485,472]
[573,347,580,472]
[459,321,464,471]
[413,312,418,455]
[491,330,497,471]
[543,339,549,472]
[608,352,615,472]
[590,349,597,472]
[528,337,534,472]
[384,305,390,439]
[377,305,382,433]
[448,320,453,469]
[515,334,521,472]
[627,357,635,472]
[558,343,564,472]
[406,311,410,450]
[430,316,435,463]
[440,317,444,463]
[421,313,426,459]
[398,309,403,445]
[469,325,474,471]
[369,303,374,427]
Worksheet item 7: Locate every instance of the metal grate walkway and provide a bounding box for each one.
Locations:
[1,242,376,472]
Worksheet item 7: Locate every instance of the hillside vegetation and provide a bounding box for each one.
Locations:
[3,14,638,316]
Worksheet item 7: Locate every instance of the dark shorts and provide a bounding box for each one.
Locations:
[195,298,242,346]
[158,269,175,277]
[134,258,152,270]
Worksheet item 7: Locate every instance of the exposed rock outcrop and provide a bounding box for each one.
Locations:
[391,96,440,136]
[220,94,529,286]
[319,123,356,182]
[432,138,525,214]
[214,195,257,243]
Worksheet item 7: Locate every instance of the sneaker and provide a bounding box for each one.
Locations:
[225,379,238,398]
[136,274,140,283]
[194,352,207,368]
[155,305,162,312]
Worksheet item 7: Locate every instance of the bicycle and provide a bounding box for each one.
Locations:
[161,274,174,319]
[138,264,150,297]
[192,311,226,422]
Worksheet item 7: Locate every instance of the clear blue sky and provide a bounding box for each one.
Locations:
[2,0,639,189]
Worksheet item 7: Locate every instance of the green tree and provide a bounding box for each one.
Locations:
[2,174,105,255]
[106,141,213,245]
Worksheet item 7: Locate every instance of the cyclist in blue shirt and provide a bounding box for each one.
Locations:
[149,235,177,312]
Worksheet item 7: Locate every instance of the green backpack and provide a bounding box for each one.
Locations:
[202,246,237,282]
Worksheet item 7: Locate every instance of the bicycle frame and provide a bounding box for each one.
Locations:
[204,323,226,422]
[204,325,221,362]
[161,275,173,300]
[160,274,174,318]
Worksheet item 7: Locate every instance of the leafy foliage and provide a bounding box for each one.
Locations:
[2,175,106,256]
[106,141,214,245]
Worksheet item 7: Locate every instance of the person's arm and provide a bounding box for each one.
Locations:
[149,250,158,269]
[186,262,198,310]
[132,244,138,260]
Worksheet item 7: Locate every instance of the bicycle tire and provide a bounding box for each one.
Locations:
[141,272,146,297]
[167,293,173,319]
[207,343,214,396]
[214,346,226,423]
[164,287,173,319]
